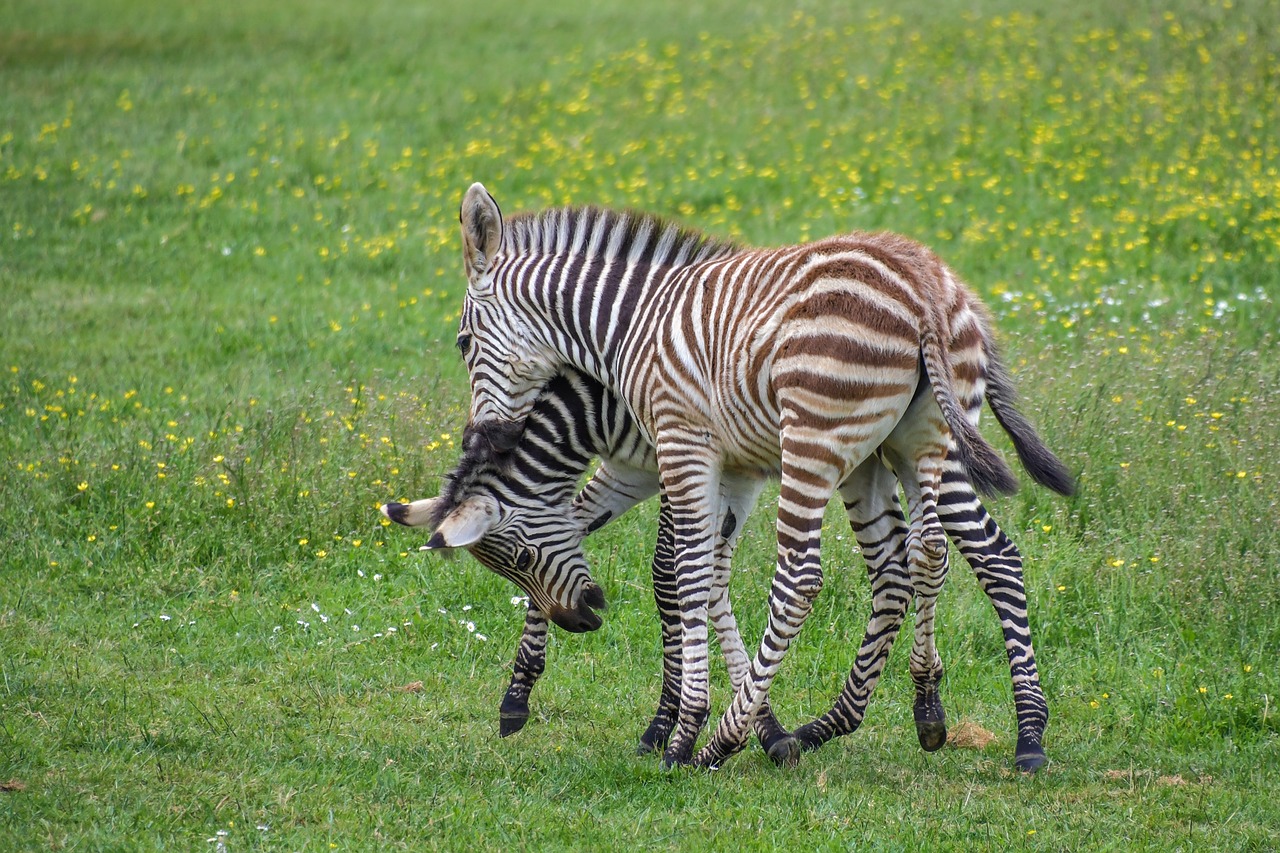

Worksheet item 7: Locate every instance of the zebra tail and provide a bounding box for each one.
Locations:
[981,341,1076,497]
[920,326,1021,497]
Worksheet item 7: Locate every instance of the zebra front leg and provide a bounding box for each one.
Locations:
[568,461,678,754]
[937,465,1049,771]
[500,607,550,737]
[656,437,722,769]
[792,458,912,751]
[637,493,683,755]
[708,474,799,767]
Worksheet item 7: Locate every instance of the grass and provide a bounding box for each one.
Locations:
[2,0,1278,848]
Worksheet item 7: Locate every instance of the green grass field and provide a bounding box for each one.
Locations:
[3,0,1278,848]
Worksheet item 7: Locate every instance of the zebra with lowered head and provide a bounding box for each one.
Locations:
[451,184,1073,769]
[385,369,794,761]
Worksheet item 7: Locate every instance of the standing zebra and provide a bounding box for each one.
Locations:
[386,365,1063,770]
[452,183,1073,768]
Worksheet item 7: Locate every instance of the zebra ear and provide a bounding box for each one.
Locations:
[380,498,440,528]
[460,182,503,280]
[427,494,499,549]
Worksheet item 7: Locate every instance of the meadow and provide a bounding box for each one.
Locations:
[2,0,1278,848]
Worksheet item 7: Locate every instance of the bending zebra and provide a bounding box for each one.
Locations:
[387,366,1062,770]
[385,370,794,763]
[452,184,1073,769]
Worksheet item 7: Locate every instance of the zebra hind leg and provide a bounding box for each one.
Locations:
[791,459,911,752]
[936,466,1050,772]
[907,517,949,752]
[893,442,951,753]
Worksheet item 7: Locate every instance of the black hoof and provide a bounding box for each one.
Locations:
[765,735,801,768]
[916,720,948,752]
[914,690,947,752]
[637,718,674,756]
[1014,740,1048,773]
[661,744,694,769]
[499,712,529,738]
[637,735,666,757]
[792,721,829,752]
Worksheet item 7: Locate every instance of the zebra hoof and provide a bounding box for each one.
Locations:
[913,693,947,752]
[916,719,948,752]
[791,721,830,752]
[636,715,674,756]
[661,743,694,770]
[765,735,801,768]
[498,712,529,738]
[1014,739,1048,773]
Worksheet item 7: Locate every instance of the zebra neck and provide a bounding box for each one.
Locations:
[502,205,740,400]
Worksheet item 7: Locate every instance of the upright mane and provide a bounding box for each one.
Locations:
[503,206,741,267]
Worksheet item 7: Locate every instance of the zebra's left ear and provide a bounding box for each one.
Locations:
[380,498,439,528]
[425,494,498,549]
[460,182,503,281]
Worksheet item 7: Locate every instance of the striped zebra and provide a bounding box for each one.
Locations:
[384,370,794,762]
[386,367,1062,770]
[452,184,1073,769]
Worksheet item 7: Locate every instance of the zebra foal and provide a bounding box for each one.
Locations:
[384,370,795,760]
[452,184,1073,769]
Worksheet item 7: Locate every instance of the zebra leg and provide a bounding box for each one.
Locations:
[707,474,799,767]
[637,492,683,755]
[655,436,722,769]
[694,429,848,769]
[567,462,683,754]
[792,457,913,750]
[500,606,550,736]
[892,448,950,754]
[936,464,1049,772]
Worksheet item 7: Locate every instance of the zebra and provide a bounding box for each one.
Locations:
[386,366,1063,771]
[451,183,1074,769]
[384,370,798,761]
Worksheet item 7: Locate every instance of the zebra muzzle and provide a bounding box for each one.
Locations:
[549,583,607,633]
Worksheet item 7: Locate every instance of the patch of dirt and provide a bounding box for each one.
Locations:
[1,779,25,792]
[393,681,424,693]
[947,720,998,750]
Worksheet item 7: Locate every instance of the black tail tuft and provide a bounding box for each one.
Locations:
[948,416,1021,497]
[983,344,1076,497]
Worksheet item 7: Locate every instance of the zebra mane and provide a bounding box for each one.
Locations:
[503,206,741,268]
[427,371,594,530]
[427,419,529,529]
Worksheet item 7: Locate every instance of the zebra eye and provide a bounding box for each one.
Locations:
[456,333,473,357]
[514,546,534,572]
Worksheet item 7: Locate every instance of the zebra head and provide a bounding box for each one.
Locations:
[457,182,557,455]
[380,491,605,634]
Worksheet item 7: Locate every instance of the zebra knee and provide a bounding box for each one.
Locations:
[791,566,824,603]
[921,522,947,564]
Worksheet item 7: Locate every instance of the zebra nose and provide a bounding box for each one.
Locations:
[549,584,607,633]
